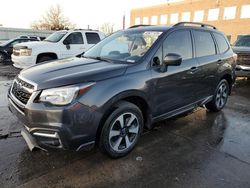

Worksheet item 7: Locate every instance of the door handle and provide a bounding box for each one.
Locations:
[188,66,199,74]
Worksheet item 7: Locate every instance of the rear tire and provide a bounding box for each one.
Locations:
[205,79,229,112]
[99,101,144,158]
[37,56,54,63]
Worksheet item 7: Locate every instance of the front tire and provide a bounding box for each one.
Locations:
[99,101,144,158]
[206,79,229,112]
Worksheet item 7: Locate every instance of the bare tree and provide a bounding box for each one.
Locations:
[99,23,114,35]
[31,4,75,30]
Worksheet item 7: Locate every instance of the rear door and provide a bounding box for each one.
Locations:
[151,30,200,116]
[192,30,220,98]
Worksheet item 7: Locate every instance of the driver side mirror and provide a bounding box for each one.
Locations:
[63,40,70,50]
[163,53,182,66]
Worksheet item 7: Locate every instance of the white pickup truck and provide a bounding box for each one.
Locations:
[12,30,105,69]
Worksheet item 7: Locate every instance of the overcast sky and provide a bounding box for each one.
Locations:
[0,0,181,30]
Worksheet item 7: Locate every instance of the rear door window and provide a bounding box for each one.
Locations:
[193,31,216,57]
[214,33,229,53]
[86,32,101,44]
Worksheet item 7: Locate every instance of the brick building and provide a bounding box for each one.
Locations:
[130,0,250,43]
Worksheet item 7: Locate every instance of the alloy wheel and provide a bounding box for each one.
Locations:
[109,112,139,152]
[215,82,228,109]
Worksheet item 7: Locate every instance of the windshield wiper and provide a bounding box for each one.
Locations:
[84,56,113,63]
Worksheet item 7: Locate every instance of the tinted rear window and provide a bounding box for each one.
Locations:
[86,32,101,44]
[193,31,216,57]
[214,33,229,53]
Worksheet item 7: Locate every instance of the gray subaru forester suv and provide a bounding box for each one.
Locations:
[8,22,236,158]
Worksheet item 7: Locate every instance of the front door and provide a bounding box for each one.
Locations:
[151,30,200,117]
[61,32,85,58]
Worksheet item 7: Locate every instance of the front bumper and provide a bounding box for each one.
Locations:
[236,65,250,77]
[11,54,36,69]
[8,91,101,151]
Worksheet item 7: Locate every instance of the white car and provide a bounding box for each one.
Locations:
[12,30,105,69]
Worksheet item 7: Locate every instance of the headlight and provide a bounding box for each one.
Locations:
[39,83,94,105]
[19,48,32,56]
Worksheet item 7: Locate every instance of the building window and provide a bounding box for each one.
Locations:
[170,13,179,24]
[151,16,158,25]
[135,17,141,25]
[143,17,149,24]
[208,8,220,21]
[223,6,237,20]
[181,12,191,22]
[193,10,204,22]
[160,15,168,25]
[241,5,250,18]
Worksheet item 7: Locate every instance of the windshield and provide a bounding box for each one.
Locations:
[84,30,163,63]
[234,36,250,47]
[44,31,67,42]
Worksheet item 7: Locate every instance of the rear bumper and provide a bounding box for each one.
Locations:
[236,65,250,77]
[8,91,101,151]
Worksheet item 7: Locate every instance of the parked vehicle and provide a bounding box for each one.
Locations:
[12,30,106,69]
[232,35,250,77]
[8,22,236,158]
[19,35,46,41]
[0,38,38,63]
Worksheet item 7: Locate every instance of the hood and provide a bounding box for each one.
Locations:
[14,41,52,49]
[232,46,250,54]
[19,57,128,90]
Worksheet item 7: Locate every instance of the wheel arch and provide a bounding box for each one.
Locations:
[220,73,233,94]
[95,91,153,144]
[36,52,58,63]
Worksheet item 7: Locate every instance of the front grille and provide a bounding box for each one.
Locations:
[237,53,250,66]
[11,77,34,105]
[16,77,34,89]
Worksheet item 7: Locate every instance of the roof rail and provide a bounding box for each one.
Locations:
[129,25,152,29]
[74,28,98,31]
[173,22,217,30]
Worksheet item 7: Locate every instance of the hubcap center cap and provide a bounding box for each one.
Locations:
[120,128,127,137]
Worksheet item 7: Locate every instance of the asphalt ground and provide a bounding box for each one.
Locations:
[0,63,249,188]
